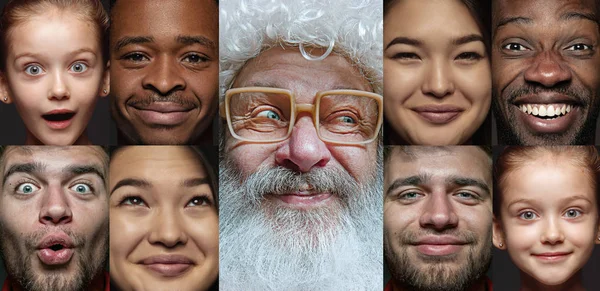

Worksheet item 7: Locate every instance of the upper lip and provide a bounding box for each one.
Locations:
[37,233,74,249]
[129,102,196,113]
[411,105,464,113]
[413,235,469,245]
[139,255,195,265]
[532,251,572,256]
[512,93,580,106]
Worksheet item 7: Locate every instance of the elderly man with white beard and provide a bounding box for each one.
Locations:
[218,0,384,290]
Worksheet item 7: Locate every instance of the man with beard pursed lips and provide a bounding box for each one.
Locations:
[384,146,493,291]
[492,0,600,145]
[0,146,109,291]
[109,0,218,145]
[218,0,384,290]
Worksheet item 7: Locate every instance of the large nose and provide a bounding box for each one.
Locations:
[39,185,72,225]
[540,216,565,245]
[275,116,331,173]
[148,210,188,248]
[419,191,459,231]
[142,56,186,95]
[524,51,572,87]
[48,72,70,100]
[421,59,454,98]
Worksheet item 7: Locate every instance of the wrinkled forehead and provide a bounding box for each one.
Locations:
[493,0,599,28]
[0,146,108,177]
[388,147,492,184]
[232,47,373,100]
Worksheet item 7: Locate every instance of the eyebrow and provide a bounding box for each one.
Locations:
[110,178,151,195]
[182,177,210,187]
[65,165,105,182]
[176,35,217,50]
[3,162,45,185]
[447,175,491,196]
[508,194,593,208]
[113,36,154,52]
[452,34,485,46]
[496,11,598,31]
[385,37,422,50]
[13,48,97,62]
[386,173,431,196]
[496,16,533,30]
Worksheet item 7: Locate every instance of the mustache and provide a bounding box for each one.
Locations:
[126,93,199,108]
[506,83,590,106]
[243,166,361,204]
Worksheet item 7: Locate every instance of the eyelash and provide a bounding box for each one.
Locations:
[119,195,146,207]
[186,194,212,207]
[121,52,150,62]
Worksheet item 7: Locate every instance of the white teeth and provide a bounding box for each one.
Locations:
[519,104,572,118]
[538,105,547,116]
[547,105,555,117]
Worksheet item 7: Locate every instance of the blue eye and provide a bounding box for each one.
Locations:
[519,211,538,220]
[16,182,39,194]
[338,116,356,124]
[70,62,88,73]
[70,183,92,195]
[257,110,281,120]
[399,191,422,200]
[120,196,146,206]
[24,64,44,76]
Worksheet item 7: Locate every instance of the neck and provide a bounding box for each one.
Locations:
[520,271,585,291]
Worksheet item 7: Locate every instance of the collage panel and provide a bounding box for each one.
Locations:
[383,0,492,145]
[492,146,600,290]
[0,0,111,145]
[108,0,219,145]
[491,0,600,145]
[383,146,493,291]
[109,146,218,291]
[0,146,110,290]
[218,0,384,290]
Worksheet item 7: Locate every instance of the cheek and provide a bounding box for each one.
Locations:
[110,67,142,102]
[455,65,491,107]
[503,221,539,255]
[226,141,278,176]
[109,211,146,260]
[329,144,377,183]
[383,60,421,107]
[9,77,46,110]
[187,213,219,258]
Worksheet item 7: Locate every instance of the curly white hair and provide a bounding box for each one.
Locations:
[219,0,383,99]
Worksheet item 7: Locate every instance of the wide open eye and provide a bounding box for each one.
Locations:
[70,183,92,195]
[564,209,582,218]
[16,182,39,194]
[24,64,44,76]
[519,210,538,220]
[70,62,88,73]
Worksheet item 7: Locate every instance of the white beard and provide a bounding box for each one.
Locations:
[219,159,383,291]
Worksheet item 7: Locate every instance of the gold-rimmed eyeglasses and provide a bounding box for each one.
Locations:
[220,87,383,144]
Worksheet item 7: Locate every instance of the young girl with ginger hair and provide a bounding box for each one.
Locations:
[0,0,109,145]
[493,146,600,291]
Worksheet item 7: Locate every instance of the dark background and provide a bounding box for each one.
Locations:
[0,0,114,145]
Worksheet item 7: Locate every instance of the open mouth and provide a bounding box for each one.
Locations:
[49,244,65,251]
[42,112,75,122]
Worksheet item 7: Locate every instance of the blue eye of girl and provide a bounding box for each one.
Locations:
[519,211,538,220]
[70,62,88,73]
[24,65,43,76]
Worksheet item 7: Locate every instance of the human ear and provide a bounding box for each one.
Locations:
[493,216,507,250]
[99,61,110,97]
[0,72,12,104]
[596,221,600,245]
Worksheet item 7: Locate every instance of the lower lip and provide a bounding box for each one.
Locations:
[37,248,73,265]
[533,254,571,262]
[414,111,462,124]
[44,116,74,130]
[273,194,333,207]
[144,263,193,277]
[416,244,463,256]
[517,106,578,133]
[130,107,192,126]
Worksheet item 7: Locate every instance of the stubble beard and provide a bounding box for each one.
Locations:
[219,157,383,291]
[0,225,107,291]
[384,228,492,291]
